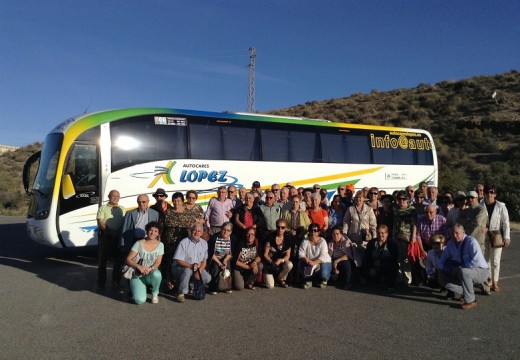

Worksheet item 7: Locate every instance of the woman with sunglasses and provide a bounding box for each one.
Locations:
[392,190,417,286]
[263,219,293,288]
[483,184,511,292]
[233,227,263,290]
[298,224,332,289]
[185,190,204,226]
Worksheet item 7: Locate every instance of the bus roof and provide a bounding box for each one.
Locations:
[49,107,432,137]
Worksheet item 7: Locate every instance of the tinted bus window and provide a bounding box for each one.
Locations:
[111,116,188,171]
[260,129,317,162]
[321,132,371,163]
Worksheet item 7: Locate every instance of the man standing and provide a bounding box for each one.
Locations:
[438,224,490,310]
[172,223,211,302]
[458,191,488,253]
[277,186,290,207]
[205,186,233,235]
[259,190,282,238]
[119,194,159,253]
[96,190,126,290]
[227,185,242,210]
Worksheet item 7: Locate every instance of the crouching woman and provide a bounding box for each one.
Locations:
[126,221,164,304]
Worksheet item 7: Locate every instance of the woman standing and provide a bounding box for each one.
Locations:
[162,192,193,290]
[342,190,377,248]
[298,224,332,289]
[184,190,204,226]
[392,190,417,286]
[483,184,511,292]
[306,193,329,236]
[126,221,164,304]
[234,192,266,242]
[263,219,293,288]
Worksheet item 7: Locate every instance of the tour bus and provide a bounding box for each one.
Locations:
[23,108,437,248]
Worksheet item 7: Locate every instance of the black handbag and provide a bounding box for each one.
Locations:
[192,269,206,300]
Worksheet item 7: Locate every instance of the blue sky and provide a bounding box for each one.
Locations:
[1,0,518,147]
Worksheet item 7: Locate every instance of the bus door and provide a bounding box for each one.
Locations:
[59,141,100,247]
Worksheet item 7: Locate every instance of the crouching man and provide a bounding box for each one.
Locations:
[172,223,211,302]
[438,224,490,310]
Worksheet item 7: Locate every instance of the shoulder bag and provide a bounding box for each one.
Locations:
[488,230,504,248]
[121,241,143,279]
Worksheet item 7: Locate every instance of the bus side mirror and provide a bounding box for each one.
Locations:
[62,174,76,199]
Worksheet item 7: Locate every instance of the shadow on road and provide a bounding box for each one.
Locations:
[0,221,128,302]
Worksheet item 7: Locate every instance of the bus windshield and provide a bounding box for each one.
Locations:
[28,133,62,215]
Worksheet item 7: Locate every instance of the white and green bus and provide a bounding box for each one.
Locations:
[23,108,437,248]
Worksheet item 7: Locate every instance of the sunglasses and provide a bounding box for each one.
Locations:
[156,194,166,198]
[369,192,378,195]
[311,229,320,232]
[486,191,495,194]
[276,226,286,229]
[397,197,407,201]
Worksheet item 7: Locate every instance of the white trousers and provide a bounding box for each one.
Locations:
[485,240,503,282]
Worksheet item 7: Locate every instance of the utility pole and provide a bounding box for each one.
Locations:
[248,47,256,113]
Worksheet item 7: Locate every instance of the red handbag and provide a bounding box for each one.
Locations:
[407,240,422,264]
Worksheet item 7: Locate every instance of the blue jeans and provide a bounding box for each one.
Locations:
[172,265,211,295]
[298,260,332,283]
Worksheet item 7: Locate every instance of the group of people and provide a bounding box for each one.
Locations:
[96,180,510,310]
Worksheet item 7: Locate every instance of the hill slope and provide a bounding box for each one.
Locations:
[2,70,519,219]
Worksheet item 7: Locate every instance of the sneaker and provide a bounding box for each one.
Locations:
[209,291,217,295]
[152,294,159,304]
[303,282,312,289]
[175,293,185,303]
[225,290,232,294]
[319,281,327,288]
[481,282,491,295]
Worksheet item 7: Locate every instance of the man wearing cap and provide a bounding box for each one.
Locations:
[150,188,173,226]
[96,189,126,290]
[341,184,355,207]
[458,191,488,253]
[438,224,490,310]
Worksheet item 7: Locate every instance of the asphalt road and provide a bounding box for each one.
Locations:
[1,216,519,359]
